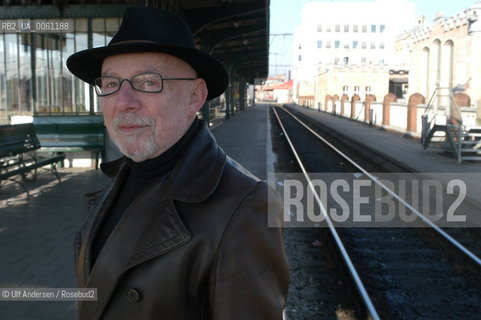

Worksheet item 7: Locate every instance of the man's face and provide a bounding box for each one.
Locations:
[100,52,206,162]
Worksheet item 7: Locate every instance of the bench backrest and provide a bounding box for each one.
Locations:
[0,123,40,158]
[33,116,105,148]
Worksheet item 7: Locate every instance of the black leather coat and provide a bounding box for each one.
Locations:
[74,122,289,319]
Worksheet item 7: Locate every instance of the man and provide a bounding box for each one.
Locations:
[67,6,289,320]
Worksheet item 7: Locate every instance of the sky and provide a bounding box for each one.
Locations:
[269,0,480,77]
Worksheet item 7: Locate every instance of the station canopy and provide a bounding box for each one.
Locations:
[0,0,269,83]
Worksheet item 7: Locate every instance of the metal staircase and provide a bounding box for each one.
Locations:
[421,87,481,163]
[459,127,481,161]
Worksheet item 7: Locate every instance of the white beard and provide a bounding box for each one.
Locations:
[109,113,159,162]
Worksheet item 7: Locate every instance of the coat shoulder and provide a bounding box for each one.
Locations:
[221,155,281,206]
[222,156,260,189]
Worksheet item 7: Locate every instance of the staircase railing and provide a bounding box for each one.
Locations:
[421,86,465,162]
[421,87,445,146]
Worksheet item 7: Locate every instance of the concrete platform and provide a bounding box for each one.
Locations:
[0,104,272,320]
[212,103,271,180]
[0,168,109,320]
[285,104,481,173]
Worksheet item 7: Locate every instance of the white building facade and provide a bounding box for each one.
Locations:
[403,2,481,114]
[293,0,416,107]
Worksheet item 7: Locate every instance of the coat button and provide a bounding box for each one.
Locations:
[126,288,141,303]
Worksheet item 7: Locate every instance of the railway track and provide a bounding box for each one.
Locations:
[272,105,481,319]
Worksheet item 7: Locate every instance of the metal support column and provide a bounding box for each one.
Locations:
[231,76,237,116]
[231,80,236,116]
[253,82,256,106]
[219,59,231,120]
[87,17,95,115]
[225,62,235,119]
[225,81,231,120]
[239,78,245,111]
[30,33,37,116]
[202,101,210,126]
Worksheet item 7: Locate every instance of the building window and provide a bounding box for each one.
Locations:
[362,25,367,33]
[365,86,371,93]
[371,25,377,32]
[0,17,124,119]
[354,86,360,93]
[326,41,331,48]
[380,24,385,32]
[343,57,349,65]
[371,41,376,49]
[353,25,359,32]
[361,57,367,64]
[92,18,107,47]
[361,42,367,49]
[353,41,359,49]
[444,40,454,92]
[317,40,322,48]
[344,42,349,49]
[335,41,340,49]
[298,55,302,61]
[317,25,323,32]
[344,25,349,32]
[335,25,341,32]
[379,41,385,49]
[4,34,21,115]
[0,37,5,114]
[334,57,340,64]
[326,25,332,32]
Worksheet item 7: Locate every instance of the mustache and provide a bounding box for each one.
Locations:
[112,113,155,127]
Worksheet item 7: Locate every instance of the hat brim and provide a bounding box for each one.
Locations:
[66,42,228,100]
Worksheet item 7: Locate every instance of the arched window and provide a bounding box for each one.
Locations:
[423,47,430,97]
[433,39,441,89]
[443,40,454,89]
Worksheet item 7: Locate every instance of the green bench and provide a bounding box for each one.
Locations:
[0,123,66,198]
[33,116,105,169]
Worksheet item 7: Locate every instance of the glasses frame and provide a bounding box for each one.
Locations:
[94,72,198,96]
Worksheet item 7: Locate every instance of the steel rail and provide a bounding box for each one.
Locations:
[279,104,481,268]
[271,106,381,320]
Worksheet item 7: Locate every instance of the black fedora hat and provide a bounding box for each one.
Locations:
[66,6,228,100]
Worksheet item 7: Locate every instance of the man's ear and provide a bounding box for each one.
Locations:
[188,79,208,116]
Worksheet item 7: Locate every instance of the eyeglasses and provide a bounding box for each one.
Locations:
[94,72,198,96]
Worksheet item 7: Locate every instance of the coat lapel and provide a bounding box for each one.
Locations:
[76,166,129,287]
[79,178,191,320]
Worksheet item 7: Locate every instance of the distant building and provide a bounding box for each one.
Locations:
[293,0,416,107]
[255,75,285,102]
[317,65,389,108]
[398,1,481,124]
[267,79,293,104]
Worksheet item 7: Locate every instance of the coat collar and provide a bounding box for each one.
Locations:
[78,121,226,320]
